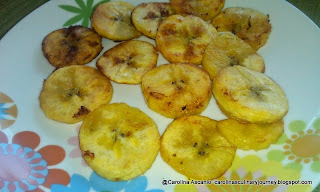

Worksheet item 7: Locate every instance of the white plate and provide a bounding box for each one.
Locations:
[0,0,320,191]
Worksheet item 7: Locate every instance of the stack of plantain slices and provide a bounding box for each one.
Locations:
[39,0,288,182]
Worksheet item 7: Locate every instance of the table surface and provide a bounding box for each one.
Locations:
[0,0,319,192]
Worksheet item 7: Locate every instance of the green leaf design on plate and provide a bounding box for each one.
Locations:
[75,0,87,9]
[311,161,320,172]
[63,15,83,27]
[59,0,110,27]
[59,5,82,13]
[276,133,288,144]
[267,150,286,161]
[284,162,303,172]
[314,118,320,130]
[289,120,306,132]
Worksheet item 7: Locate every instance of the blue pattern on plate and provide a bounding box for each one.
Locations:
[0,103,8,119]
[51,174,90,192]
[51,171,164,192]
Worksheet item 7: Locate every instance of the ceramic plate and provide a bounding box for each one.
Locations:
[0,0,320,191]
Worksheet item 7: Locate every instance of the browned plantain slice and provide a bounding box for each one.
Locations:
[42,25,103,68]
[217,119,284,150]
[202,32,265,79]
[91,1,141,41]
[39,65,113,124]
[141,63,211,118]
[132,2,175,39]
[156,14,217,64]
[170,0,225,21]
[96,40,158,84]
[160,115,236,179]
[211,7,272,50]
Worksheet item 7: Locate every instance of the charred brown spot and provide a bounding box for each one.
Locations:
[198,151,205,156]
[83,54,92,61]
[66,26,76,37]
[184,42,196,59]
[144,12,157,19]
[193,142,198,147]
[69,46,78,52]
[231,25,236,34]
[150,92,165,99]
[160,7,170,17]
[194,104,203,109]
[247,16,252,30]
[180,161,183,164]
[172,153,176,157]
[83,150,95,159]
[73,106,91,118]
[182,106,186,110]
[44,53,50,59]
[161,26,176,36]
[126,131,132,137]
[89,42,99,47]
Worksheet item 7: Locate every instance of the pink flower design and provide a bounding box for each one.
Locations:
[0,131,70,192]
[67,125,87,167]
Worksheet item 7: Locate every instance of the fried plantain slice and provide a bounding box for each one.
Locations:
[141,63,211,118]
[217,119,284,150]
[42,25,103,68]
[156,14,217,64]
[213,66,289,123]
[160,115,236,179]
[211,7,272,50]
[132,2,175,39]
[91,1,141,41]
[170,0,225,21]
[96,40,158,84]
[39,65,113,124]
[202,32,265,79]
[79,103,160,181]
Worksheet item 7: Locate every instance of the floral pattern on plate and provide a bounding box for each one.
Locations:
[267,118,320,173]
[0,92,18,130]
[67,125,88,167]
[0,131,70,192]
[51,171,164,192]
